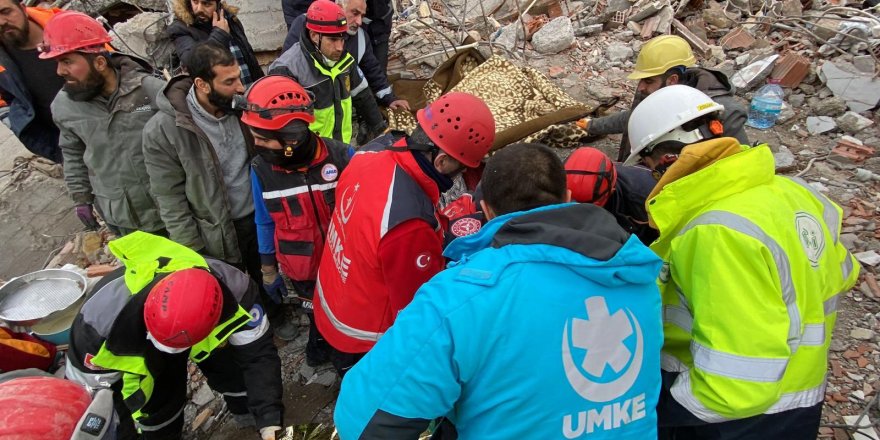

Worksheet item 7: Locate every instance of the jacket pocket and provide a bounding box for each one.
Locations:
[91,185,138,230]
[194,216,234,262]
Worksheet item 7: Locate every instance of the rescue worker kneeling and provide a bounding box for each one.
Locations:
[627,85,860,439]
[65,231,284,440]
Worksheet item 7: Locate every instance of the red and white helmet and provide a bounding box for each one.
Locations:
[565,147,617,206]
[416,92,496,168]
[144,268,223,349]
[305,0,348,34]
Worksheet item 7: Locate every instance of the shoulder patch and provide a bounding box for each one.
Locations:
[245,304,265,328]
[795,212,825,267]
[454,267,498,287]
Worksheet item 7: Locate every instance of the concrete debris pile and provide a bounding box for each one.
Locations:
[44,230,119,277]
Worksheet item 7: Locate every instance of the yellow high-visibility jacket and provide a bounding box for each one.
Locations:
[647,137,860,422]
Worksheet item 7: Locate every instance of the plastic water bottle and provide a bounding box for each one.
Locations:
[746,80,784,129]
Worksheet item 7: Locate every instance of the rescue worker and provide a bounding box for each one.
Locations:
[627,85,860,438]
[335,143,664,439]
[0,376,116,439]
[242,74,354,366]
[0,0,64,162]
[577,35,749,162]
[314,92,496,377]
[44,12,165,236]
[65,231,284,440]
[564,147,658,244]
[282,0,410,144]
[269,0,359,144]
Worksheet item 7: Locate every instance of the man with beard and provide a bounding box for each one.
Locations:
[242,75,353,367]
[167,0,263,88]
[269,0,360,144]
[577,35,749,162]
[0,0,64,162]
[45,11,165,236]
[313,92,495,377]
[141,41,285,328]
[281,0,408,145]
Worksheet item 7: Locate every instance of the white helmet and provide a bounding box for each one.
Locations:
[624,85,725,165]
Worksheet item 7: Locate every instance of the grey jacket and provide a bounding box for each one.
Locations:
[588,67,750,162]
[52,54,165,232]
[142,75,255,263]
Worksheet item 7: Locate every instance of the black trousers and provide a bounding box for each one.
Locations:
[114,345,249,439]
[328,346,365,378]
[658,371,824,440]
[233,213,279,317]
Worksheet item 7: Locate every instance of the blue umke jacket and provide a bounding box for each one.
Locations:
[334,202,664,439]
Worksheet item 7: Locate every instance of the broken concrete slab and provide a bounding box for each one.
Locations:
[809,96,847,117]
[532,16,575,54]
[852,55,876,75]
[702,1,735,28]
[836,111,875,134]
[806,116,837,134]
[731,54,779,91]
[192,384,215,407]
[819,61,880,113]
[112,12,174,68]
[225,0,286,52]
[575,23,604,37]
[606,42,634,62]
[855,250,880,266]
[850,327,876,340]
[773,144,797,170]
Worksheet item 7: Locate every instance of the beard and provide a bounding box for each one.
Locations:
[207,87,235,113]
[0,21,29,48]
[63,66,106,102]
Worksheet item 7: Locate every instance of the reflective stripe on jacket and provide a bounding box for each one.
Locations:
[647,138,860,422]
[67,232,269,428]
[314,137,443,353]
[251,137,351,281]
[268,40,356,143]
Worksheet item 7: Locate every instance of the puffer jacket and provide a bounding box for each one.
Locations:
[51,54,165,233]
[166,0,264,80]
[587,67,750,162]
[141,75,254,263]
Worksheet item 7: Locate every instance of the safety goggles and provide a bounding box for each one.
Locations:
[232,94,315,120]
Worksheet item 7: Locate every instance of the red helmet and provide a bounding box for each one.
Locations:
[144,268,223,349]
[0,377,91,439]
[416,92,496,168]
[38,11,112,59]
[241,75,315,130]
[565,147,617,206]
[305,0,348,34]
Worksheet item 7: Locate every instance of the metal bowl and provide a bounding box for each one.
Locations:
[0,269,87,323]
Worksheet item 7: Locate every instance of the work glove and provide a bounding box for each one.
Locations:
[261,265,286,305]
[260,426,283,440]
[74,204,100,230]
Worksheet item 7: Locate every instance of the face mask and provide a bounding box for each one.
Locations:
[255,122,316,169]
[147,331,189,354]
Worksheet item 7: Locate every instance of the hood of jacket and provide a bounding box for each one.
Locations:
[111,54,154,99]
[156,74,194,118]
[445,203,662,287]
[646,137,771,236]
[172,0,239,26]
[684,67,736,98]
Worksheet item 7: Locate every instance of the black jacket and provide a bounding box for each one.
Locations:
[67,260,283,431]
[280,0,391,43]
[166,0,264,80]
[605,164,658,244]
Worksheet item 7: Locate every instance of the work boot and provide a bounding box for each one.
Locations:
[273,318,299,341]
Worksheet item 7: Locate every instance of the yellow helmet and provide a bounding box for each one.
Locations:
[628,35,697,80]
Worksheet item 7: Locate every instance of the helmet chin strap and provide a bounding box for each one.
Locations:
[146,331,189,354]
